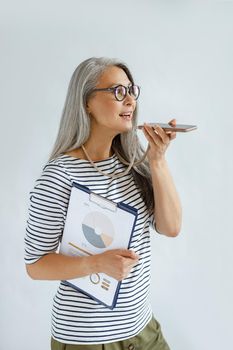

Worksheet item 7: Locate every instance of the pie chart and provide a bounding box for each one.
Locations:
[82,211,115,248]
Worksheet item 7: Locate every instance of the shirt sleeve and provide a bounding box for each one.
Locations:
[148,211,162,234]
[148,211,156,231]
[24,162,72,264]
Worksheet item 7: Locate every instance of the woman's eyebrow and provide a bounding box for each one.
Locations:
[109,83,132,87]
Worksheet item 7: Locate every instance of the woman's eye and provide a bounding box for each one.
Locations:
[116,87,125,97]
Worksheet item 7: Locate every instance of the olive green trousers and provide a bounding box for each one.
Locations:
[51,316,170,350]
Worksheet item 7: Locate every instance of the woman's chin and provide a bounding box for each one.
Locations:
[118,119,133,132]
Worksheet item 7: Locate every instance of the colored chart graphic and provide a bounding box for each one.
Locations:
[82,211,115,248]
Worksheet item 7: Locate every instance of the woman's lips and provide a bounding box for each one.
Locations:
[119,111,133,120]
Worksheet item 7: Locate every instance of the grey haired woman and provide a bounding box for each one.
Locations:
[25,57,182,350]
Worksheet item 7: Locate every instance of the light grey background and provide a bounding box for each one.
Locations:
[1,1,232,349]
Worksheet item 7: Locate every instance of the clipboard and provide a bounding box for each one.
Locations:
[59,182,138,309]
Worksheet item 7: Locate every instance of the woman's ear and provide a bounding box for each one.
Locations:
[86,101,91,114]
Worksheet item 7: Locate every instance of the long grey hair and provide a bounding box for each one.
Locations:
[49,57,154,214]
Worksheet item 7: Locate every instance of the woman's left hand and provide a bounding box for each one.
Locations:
[142,119,177,163]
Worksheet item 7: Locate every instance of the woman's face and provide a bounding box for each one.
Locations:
[86,66,137,136]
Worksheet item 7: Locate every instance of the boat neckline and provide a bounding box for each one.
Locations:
[60,153,118,164]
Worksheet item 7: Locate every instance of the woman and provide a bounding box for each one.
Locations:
[25,57,182,349]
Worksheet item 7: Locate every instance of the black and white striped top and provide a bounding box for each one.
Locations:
[25,153,156,345]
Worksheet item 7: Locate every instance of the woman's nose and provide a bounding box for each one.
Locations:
[123,92,136,106]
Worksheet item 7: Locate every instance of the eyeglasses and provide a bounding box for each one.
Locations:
[92,84,140,101]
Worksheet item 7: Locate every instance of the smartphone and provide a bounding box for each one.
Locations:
[137,123,197,132]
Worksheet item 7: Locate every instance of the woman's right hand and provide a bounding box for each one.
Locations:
[94,249,139,281]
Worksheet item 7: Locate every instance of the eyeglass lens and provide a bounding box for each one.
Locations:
[115,85,140,101]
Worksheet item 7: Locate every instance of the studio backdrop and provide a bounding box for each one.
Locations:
[1,1,232,349]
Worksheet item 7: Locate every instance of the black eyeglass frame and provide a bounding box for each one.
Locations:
[91,84,140,101]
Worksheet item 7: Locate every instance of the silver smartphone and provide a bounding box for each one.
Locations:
[137,123,197,132]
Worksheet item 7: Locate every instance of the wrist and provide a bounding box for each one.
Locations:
[85,254,101,275]
[148,157,168,170]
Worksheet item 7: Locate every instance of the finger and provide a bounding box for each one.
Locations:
[128,249,140,259]
[143,127,162,148]
[166,130,176,139]
[116,249,138,260]
[169,132,177,140]
[144,124,164,147]
[168,118,176,126]
[153,125,170,144]
[142,126,154,143]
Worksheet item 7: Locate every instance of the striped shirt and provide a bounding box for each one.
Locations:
[25,153,156,344]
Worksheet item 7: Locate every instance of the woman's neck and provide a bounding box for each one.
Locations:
[81,137,115,161]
